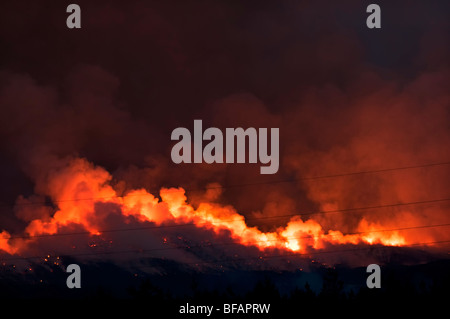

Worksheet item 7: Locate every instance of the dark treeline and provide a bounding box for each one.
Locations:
[1,259,448,315]
[128,265,448,316]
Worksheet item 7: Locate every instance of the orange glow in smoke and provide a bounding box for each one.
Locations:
[0,158,445,256]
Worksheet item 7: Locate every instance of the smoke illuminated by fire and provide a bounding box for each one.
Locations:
[0,157,445,261]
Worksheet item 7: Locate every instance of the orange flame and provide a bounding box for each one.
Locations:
[0,158,445,257]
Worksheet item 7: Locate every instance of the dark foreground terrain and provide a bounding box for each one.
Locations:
[0,253,448,316]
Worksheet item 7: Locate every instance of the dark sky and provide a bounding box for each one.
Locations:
[0,0,448,236]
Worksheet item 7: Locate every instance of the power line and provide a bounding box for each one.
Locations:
[198,160,450,189]
[250,197,450,220]
[3,239,449,267]
[2,160,450,209]
[2,223,449,263]
[5,196,450,240]
[184,240,450,267]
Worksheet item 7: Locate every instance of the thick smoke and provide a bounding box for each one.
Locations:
[0,0,448,269]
